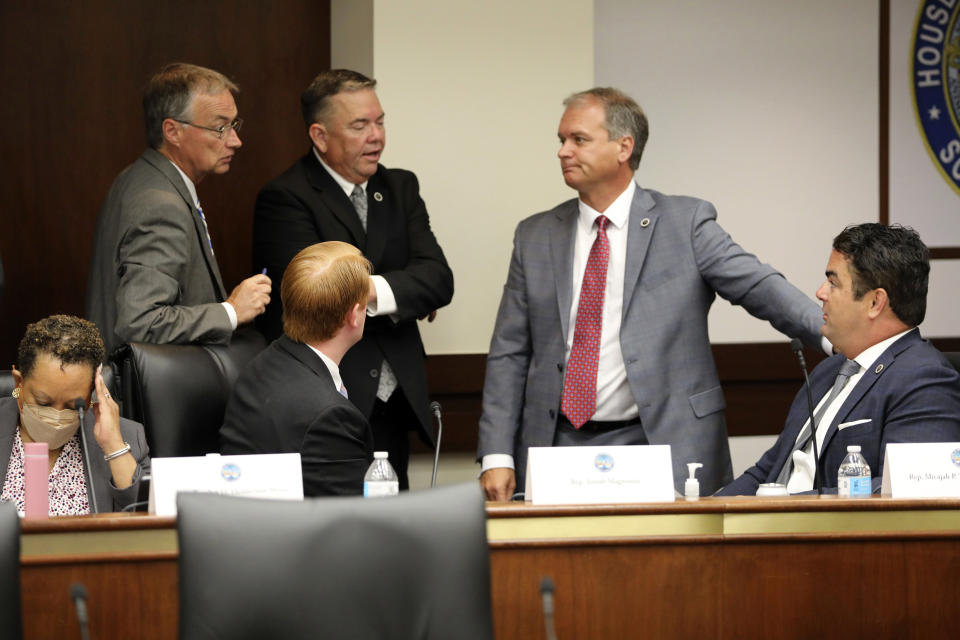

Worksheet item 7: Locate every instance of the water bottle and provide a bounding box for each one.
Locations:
[363,451,399,498]
[837,445,871,497]
[24,442,49,519]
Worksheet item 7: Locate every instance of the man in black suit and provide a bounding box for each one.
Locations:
[220,242,375,496]
[253,69,453,489]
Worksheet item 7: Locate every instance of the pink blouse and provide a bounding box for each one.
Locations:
[1,428,90,516]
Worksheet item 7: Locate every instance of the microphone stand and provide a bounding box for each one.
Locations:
[430,401,443,488]
[540,577,557,640]
[75,398,100,514]
[70,583,91,640]
[790,339,822,495]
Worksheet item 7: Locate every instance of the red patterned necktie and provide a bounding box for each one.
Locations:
[561,215,610,428]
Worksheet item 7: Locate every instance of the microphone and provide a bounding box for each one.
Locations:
[75,398,100,514]
[540,576,557,640]
[790,339,822,494]
[70,583,91,640]
[430,401,443,489]
[120,500,149,513]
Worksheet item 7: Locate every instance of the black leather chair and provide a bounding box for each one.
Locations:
[0,501,22,640]
[177,483,493,640]
[112,329,266,458]
[0,371,16,399]
[944,352,960,375]
[0,366,117,401]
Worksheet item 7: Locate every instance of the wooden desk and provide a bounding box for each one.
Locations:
[20,497,960,639]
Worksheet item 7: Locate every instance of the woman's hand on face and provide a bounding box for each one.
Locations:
[91,365,123,453]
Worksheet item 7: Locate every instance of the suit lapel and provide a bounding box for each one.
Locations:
[622,186,657,319]
[142,149,227,300]
[364,170,388,266]
[276,335,336,389]
[550,202,578,343]
[303,152,367,247]
[193,206,227,300]
[820,330,919,452]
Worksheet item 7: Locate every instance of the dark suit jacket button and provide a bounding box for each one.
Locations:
[369,369,379,378]
[549,409,555,419]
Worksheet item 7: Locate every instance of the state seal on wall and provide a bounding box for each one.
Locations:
[912,0,960,196]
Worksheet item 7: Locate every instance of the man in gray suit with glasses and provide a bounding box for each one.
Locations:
[87,63,271,354]
[478,87,825,500]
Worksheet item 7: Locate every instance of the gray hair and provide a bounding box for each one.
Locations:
[564,87,648,170]
[142,63,239,150]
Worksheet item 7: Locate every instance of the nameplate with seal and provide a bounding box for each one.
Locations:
[881,443,960,498]
[149,453,304,516]
[524,445,675,505]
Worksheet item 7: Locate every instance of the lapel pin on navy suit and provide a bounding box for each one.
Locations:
[373,192,383,202]
[875,364,884,374]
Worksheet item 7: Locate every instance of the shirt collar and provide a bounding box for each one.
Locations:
[577,180,636,230]
[313,147,368,198]
[851,327,917,372]
[168,160,200,208]
[305,343,344,392]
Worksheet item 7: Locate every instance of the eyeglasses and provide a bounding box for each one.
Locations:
[173,117,243,140]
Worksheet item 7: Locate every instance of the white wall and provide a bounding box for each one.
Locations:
[595,0,879,343]
[369,0,594,353]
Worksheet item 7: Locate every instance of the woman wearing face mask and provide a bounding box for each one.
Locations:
[3,314,149,515]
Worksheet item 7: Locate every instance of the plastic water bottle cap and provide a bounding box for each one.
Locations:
[847,445,861,453]
[373,451,389,459]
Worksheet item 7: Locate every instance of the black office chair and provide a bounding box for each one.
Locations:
[0,366,117,401]
[0,501,22,640]
[112,328,266,457]
[944,352,960,375]
[177,483,493,640]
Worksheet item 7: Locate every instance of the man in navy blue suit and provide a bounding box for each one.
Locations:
[719,223,960,496]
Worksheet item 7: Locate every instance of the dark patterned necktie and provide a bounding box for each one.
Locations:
[350,185,368,230]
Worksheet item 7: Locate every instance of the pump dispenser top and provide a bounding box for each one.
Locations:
[684,462,703,500]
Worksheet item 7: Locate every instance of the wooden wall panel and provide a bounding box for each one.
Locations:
[21,557,178,640]
[0,0,331,363]
[421,337,960,453]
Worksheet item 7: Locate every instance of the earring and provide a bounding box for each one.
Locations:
[11,387,20,399]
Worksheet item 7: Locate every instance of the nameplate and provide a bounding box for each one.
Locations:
[149,453,304,516]
[881,443,960,498]
[524,445,674,505]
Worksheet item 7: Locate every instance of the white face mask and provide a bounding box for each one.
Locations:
[18,403,81,450]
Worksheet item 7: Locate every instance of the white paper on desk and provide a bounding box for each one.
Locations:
[881,442,960,497]
[149,453,304,516]
[524,445,674,505]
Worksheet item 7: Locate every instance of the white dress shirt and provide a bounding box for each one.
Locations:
[786,327,914,493]
[306,344,345,393]
[566,180,638,421]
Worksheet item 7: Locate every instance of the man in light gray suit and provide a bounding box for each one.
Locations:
[87,63,271,353]
[478,88,825,500]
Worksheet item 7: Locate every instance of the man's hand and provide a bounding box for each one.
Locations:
[480,467,516,502]
[227,274,272,324]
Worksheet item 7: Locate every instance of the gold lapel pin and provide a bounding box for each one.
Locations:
[640,217,651,228]
[875,364,884,374]
[373,192,383,202]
